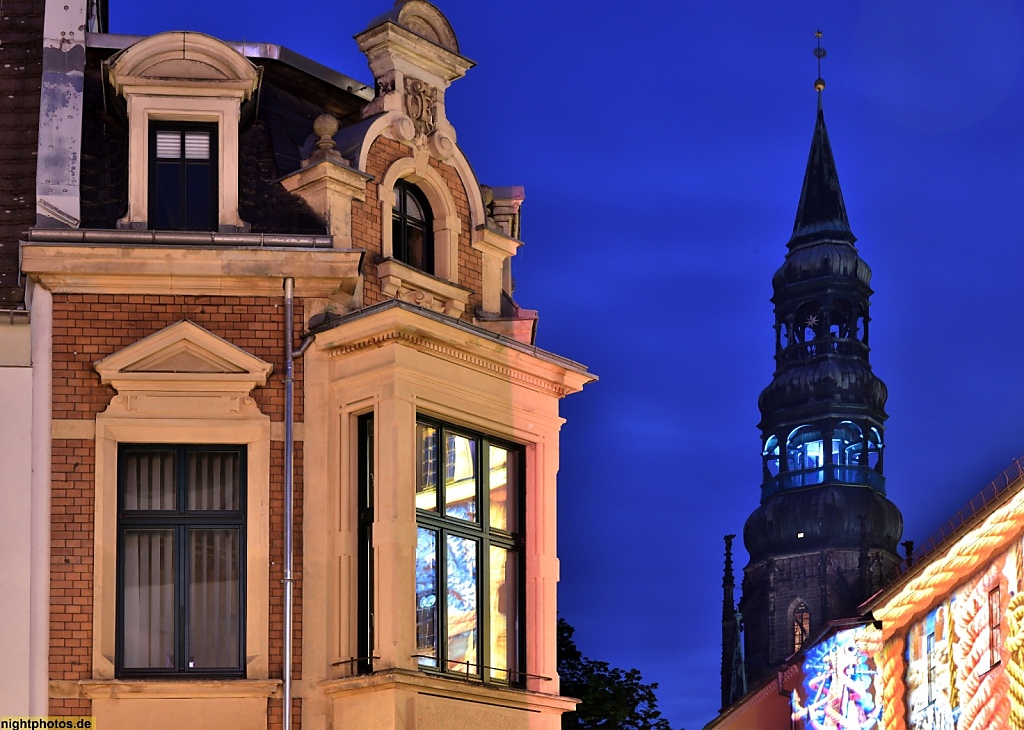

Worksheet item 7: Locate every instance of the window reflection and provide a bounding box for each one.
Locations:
[446,534,478,670]
[416,424,438,512]
[489,445,518,532]
[445,433,477,521]
[489,545,518,679]
[416,528,439,667]
[414,418,522,683]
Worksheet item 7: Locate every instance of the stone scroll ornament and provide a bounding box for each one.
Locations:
[404,77,437,137]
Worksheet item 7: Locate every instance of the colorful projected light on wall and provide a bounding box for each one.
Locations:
[791,625,882,729]
[903,539,1022,730]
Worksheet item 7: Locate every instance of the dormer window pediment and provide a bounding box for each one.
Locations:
[108,32,259,233]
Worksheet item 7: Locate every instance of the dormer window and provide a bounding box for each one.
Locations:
[107,32,259,233]
[392,181,433,273]
[150,123,218,231]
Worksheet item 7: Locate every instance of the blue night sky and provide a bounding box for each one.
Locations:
[112,1,1024,727]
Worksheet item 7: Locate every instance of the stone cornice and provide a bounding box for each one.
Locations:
[21,243,362,300]
[315,303,594,398]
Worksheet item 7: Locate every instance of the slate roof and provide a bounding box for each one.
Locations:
[79,47,369,235]
[0,0,44,305]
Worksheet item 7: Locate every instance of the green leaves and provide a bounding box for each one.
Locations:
[557,618,675,730]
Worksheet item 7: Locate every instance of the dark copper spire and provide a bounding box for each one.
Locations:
[790,31,853,248]
[789,106,854,248]
[734,32,903,684]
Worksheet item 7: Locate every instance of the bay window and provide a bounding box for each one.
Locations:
[413,417,523,683]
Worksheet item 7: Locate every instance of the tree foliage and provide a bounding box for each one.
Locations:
[557,618,675,730]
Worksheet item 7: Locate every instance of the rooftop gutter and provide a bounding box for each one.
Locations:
[23,228,336,248]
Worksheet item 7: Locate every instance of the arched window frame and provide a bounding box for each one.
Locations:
[379,157,461,283]
[790,599,811,653]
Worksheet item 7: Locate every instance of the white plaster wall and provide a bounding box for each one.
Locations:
[0,364,33,713]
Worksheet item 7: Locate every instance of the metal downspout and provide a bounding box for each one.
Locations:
[283,278,295,730]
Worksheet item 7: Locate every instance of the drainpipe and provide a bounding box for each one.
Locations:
[283,278,296,730]
[283,278,314,730]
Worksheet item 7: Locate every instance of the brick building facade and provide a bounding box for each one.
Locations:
[2,2,592,728]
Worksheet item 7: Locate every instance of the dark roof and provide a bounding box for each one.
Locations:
[0,0,45,305]
[79,48,367,234]
[789,105,854,248]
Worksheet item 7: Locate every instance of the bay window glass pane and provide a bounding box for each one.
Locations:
[122,529,175,669]
[445,434,477,522]
[416,528,439,666]
[124,450,176,511]
[489,546,519,680]
[188,450,240,511]
[446,534,478,670]
[488,445,518,532]
[189,529,240,669]
[417,424,438,512]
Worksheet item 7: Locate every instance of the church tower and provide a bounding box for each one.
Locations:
[735,36,904,685]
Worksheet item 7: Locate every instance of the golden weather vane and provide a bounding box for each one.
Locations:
[814,30,827,92]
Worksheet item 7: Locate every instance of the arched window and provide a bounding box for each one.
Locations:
[763,436,780,478]
[787,426,824,473]
[833,421,863,466]
[793,601,811,652]
[392,181,433,273]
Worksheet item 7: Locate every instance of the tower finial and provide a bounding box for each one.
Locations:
[813,30,827,95]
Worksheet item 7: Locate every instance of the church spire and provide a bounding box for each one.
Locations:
[735,32,904,685]
[790,32,852,248]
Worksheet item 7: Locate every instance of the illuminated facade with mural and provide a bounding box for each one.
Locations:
[711,459,1024,729]
[0,1,593,727]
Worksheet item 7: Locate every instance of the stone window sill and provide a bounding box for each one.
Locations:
[378,258,471,317]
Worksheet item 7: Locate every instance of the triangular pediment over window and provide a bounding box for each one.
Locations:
[95,320,272,395]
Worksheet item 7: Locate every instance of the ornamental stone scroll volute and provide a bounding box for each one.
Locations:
[356,1,472,160]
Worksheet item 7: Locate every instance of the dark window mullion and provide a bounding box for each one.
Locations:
[437,526,447,670]
[177,522,188,673]
[176,134,188,230]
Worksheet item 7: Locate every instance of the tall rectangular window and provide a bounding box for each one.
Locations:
[989,586,1002,670]
[117,444,245,676]
[413,417,523,683]
[149,122,218,231]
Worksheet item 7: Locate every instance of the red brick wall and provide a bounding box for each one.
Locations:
[356,137,483,318]
[49,437,95,717]
[49,293,304,727]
